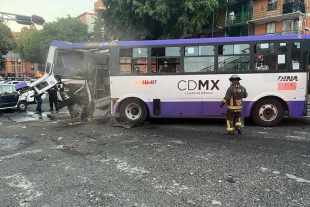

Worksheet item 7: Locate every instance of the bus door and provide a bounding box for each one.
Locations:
[85,52,110,100]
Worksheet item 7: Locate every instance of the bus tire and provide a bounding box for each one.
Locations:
[251,98,284,127]
[119,98,148,125]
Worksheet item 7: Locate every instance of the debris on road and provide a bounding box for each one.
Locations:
[56,145,74,150]
[68,122,84,126]
[226,175,236,183]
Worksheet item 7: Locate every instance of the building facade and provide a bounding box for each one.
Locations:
[76,1,105,33]
[0,52,43,79]
[76,12,98,33]
[205,0,308,37]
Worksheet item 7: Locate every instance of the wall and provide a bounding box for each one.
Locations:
[86,14,97,33]
[94,0,104,10]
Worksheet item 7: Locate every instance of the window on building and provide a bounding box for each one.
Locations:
[267,0,278,11]
[266,22,276,34]
[17,66,21,73]
[218,44,250,72]
[119,48,148,74]
[12,66,15,72]
[282,20,291,34]
[292,19,302,34]
[254,42,287,71]
[151,47,180,73]
[184,45,215,72]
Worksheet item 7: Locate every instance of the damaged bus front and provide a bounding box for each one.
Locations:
[17,40,113,120]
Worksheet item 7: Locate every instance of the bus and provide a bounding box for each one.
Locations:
[21,34,310,127]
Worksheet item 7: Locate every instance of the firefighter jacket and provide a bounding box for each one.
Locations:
[221,83,248,112]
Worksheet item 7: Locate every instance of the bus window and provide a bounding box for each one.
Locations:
[54,50,86,77]
[254,54,286,71]
[151,47,180,73]
[218,44,250,72]
[119,48,147,74]
[254,42,287,71]
[184,45,214,72]
[291,42,301,70]
[133,59,147,74]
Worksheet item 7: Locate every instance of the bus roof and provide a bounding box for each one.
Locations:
[51,34,310,49]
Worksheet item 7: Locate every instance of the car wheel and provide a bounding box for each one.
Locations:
[251,98,284,127]
[18,101,27,112]
[119,98,148,125]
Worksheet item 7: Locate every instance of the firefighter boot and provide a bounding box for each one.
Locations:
[226,120,234,135]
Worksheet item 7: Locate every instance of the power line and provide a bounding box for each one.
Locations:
[45,1,96,16]
[2,1,32,15]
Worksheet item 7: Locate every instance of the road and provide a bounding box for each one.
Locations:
[0,103,309,207]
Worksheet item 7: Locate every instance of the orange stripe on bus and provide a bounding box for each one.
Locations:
[278,82,297,90]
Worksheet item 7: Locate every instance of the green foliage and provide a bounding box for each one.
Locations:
[100,0,218,40]
[15,16,90,63]
[0,22,15,68]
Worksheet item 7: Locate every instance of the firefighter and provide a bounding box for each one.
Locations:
[220,75,248,135]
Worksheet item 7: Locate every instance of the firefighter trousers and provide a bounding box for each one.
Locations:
[226,111,242,133]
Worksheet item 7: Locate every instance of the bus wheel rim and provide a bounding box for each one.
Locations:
[259,104,278,122]
[125,103,141,120]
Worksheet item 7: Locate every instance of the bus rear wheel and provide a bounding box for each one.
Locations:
[251,98,284,127]
[119,98,148,125]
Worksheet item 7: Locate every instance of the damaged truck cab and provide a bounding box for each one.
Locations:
[17,40,113,120]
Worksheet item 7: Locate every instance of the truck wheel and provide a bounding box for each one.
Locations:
[18,101,27,112]
[119,99,148,125]
[251,98,284,127]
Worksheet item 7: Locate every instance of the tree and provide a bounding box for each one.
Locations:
[0,22,15,69]
[16,16,90,63]
[91,12,108,42]
[15,26,41,63]
[100,0,218,40]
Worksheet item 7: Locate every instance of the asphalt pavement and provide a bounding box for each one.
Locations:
[0,101,309,207]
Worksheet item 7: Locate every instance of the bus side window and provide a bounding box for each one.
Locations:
[151,47,180,73]
[119,48,147,74]
[254,42,287,71]
[291,42,301,71]
[218,44,250,72]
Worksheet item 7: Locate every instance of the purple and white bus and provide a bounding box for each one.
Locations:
[25,34,310,126]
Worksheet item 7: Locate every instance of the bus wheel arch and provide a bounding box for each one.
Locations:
[250,96,287,127]
[118,97,149,125]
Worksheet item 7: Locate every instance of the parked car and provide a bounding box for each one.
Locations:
[3,81,46,103]
[0,84,28,112]
[3,80,31,85]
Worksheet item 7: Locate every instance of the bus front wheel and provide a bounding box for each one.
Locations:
[251,98,284,127]
[119,98,148,125]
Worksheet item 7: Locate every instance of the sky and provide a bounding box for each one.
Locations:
[0,0,96,32]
